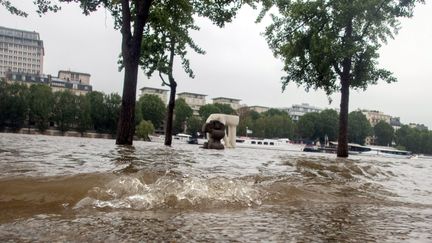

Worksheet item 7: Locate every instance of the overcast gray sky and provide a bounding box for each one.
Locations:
[1,2,431,128]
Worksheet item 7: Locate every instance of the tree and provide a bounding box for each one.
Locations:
[374,121,394,146]
[348,111,371,145]
[135,120,155,141]
[199,104,222,121]
[0,79,7,130]
[1,82,29,131]
[296,112,320,140]
[52,90,77,133]
[104,93,122,136]
[186,116,202,136]
[173,98,193,134]
[317,109,339,142]
[87,91,106,132]
[214,103,236,115]
[140,0,205,146]
[29,84,53,132]
[262,0,423,157]
[76,95,92,135]
[138,94,166,129]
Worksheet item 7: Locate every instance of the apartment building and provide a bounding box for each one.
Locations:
[212,97,242,110]
[0,26,44,78]
[360,109,391,127]
[177,92,207,115]
[5,71,92,95]
[284,103,323,121]
[139,87,169,104]
[248,105,270,113]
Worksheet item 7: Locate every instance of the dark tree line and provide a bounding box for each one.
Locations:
[0,80,121,135]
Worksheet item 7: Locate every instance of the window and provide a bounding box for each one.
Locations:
[270,142,274,146]
[264,142,268,145]
[251,141,256,145]
[258,142,262,145]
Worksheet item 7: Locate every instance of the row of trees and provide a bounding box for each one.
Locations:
[0,80,121,135]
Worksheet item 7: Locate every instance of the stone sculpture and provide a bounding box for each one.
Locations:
[202,114,240,149]
[202,120,225,149]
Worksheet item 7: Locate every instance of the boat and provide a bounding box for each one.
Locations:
[234,137,305,151]
[327,142,413,158]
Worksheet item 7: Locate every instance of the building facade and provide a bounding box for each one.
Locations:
[408,123,428,131]
[177,92,207,115]
[248,105,270,113]
[0,26,44,78]
[58,70,91,85]
[5,71,92,95]
[140,87,169,104]
[360,109,391,127]
[212,97,242,110]
[285,103,323,121]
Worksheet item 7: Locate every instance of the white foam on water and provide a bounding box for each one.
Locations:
[75,176,262,210]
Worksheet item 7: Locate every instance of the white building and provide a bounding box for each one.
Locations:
[139,87,169,104]
[5,71,92,95]
[360,109,391,127]
[177,92,207,115]
[0,26,44,78]
[212,97,242,110]
[285,103,323,121]
[248,105,270,113]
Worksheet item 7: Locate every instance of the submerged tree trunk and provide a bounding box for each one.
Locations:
[337,18,353,158]
[337,74,350,157]
[164,79,177,146]
[116,0,153,145]
[164,39,177,146]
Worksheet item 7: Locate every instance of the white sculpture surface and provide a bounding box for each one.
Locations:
[206,113,239,148]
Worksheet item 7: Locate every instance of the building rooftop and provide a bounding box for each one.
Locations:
[177,92,207,97]
[140,86,169,91]
[58,70,91,77]
[212,97,241,101]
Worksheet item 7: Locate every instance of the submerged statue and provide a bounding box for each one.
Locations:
[202,114,239,149]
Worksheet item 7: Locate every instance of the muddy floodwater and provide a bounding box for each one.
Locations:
[0,133,431,242]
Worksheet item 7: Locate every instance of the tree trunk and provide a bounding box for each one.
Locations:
[164,79,177,146]
[164,38,177,146]
[337,75,350,157]
[337,18,353,158]
[116,0,153,145]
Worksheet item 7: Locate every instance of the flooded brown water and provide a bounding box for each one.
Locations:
[0,133,431,242]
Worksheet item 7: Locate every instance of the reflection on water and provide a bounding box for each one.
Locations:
[0,133,432,241]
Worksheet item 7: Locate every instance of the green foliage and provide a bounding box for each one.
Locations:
[297,112,320,140]
[186,116,202,136]
[374,121,394,146]
[348,111,372,145]
[138,94,166,129]
[263,0,422,95]
[173,98,193,134]
[0,82,29,131]
[52,90,78,133]
[76,95,92,135]
[238,108,294,139]
[87,91,106,132]
[214,103,236,115]
[395,125,432,154]
[317,109,339,141]
[199,104,222,121]
[29,84,53,132]
[86,91,121,134]
[135,120,155,141]
[103,93,121,135]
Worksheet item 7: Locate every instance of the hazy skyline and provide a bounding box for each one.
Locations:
[1,2,431,128]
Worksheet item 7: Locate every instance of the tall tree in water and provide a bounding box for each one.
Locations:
[140,0,205,146]
[261,0,423,157]
[140,0,248,146]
